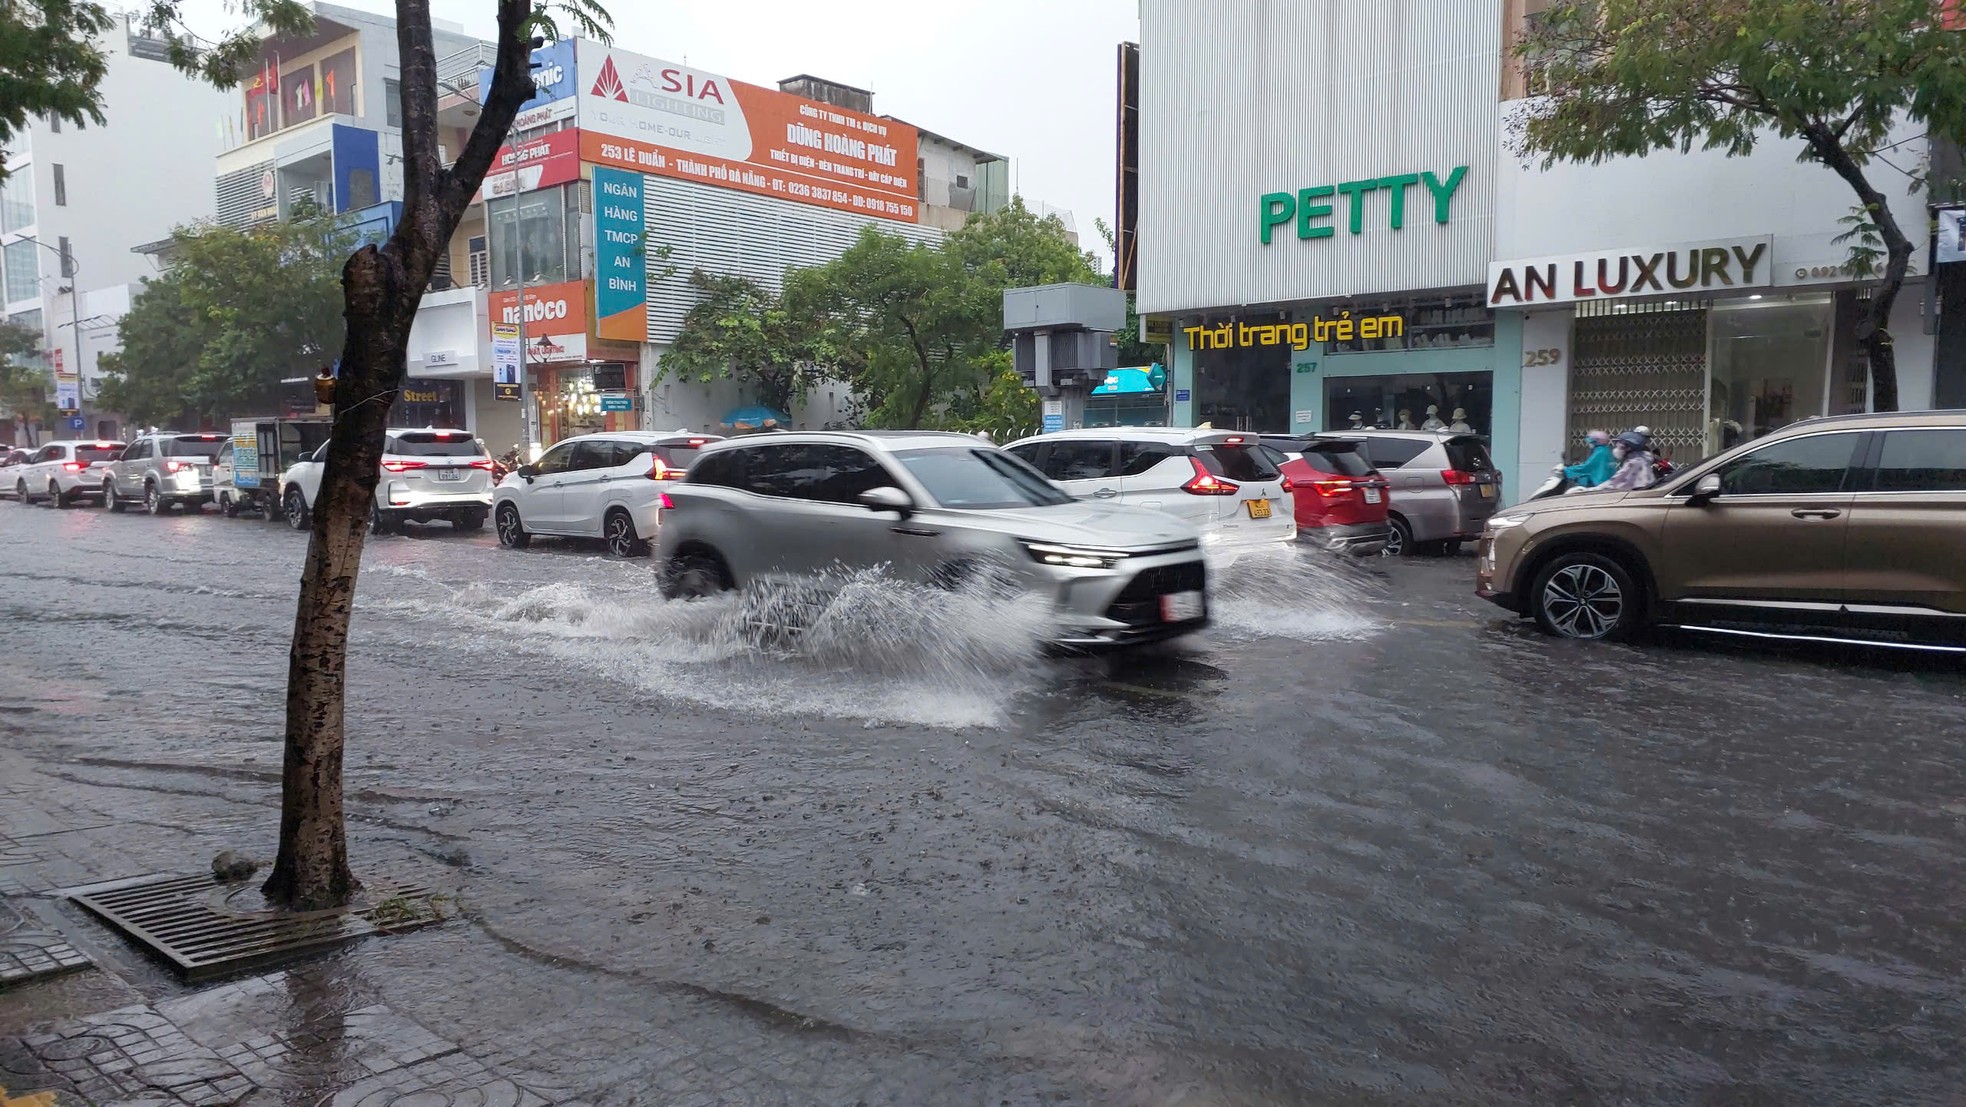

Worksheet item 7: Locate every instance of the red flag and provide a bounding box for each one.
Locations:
[266,53,279,96]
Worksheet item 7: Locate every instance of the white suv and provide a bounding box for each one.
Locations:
[280,428,493,534]
[1004,428,1296,551]
[14,440,126,506]
[494,430,721,557]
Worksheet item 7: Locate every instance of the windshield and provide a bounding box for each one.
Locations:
[1444,437,1496,473]
[167,435,226,459]
[1303,442,1375,477]
[1193,442,1280,481]
[392,432,486,458]
[75,445,125,464]
[894,447,1075,509]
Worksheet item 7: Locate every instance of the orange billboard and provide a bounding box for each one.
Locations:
[488,280,589,364]
[575,44,920,222]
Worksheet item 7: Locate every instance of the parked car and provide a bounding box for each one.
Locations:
[280,428,493,534]
[495,430,723,557]
[1002,428,1295,552]
[1478,410,1966,650]
[1258,434,1392,555]
[0,447,31,496]
[101,431,228,514]
[654,430,1210,648]
[1346,430,1502,555]
[15,440,126,506]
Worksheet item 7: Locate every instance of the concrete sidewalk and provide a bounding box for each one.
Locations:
[0,750,1061,1106]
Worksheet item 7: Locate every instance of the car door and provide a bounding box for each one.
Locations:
[516,440,579,532]
[1115,440,1186,515]
[557,440,623,536]
[1840,426,1966,624]
[23,444,61,496]
[748,442,910,581]
[1657,429,1864,608]
[1034,440,1121,502]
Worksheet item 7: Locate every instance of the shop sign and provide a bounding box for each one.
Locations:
[55,380,79,412]
[1487,236,1772,307]
[424,349,457,368]
[491,321,520,400]
[480,128,582,200]
[1260,167,1467,244]
[489,279,589,366]
[480,38,578,131]
[599,394,633,412]
[577,44,920,221]
[401,385,444,404]
[1173,389,1191,402]
[593,167,647,342]
[1141,315,1172,344]
[1937,208,1966,265]
[1184,312,1406,352]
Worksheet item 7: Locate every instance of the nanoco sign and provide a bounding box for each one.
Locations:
[1260,167,1467,244]
[1487,236,1774,307]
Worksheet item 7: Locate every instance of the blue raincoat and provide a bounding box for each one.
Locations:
[1562,444,1617,487]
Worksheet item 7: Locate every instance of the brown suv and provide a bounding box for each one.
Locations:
[1477,410,1966,651]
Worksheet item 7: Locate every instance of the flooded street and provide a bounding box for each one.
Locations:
[2,503,1964,1104]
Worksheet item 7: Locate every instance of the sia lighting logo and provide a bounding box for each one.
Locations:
[590,56,627,101]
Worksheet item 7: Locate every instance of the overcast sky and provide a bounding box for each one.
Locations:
[172,0,1139,256]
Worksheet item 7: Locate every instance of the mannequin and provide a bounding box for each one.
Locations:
[1370,408,1385,429]
[1347,411,1365,430]
[1396,409,1414,430]
[1421,404,1445,431]
[1449,407,1471,433]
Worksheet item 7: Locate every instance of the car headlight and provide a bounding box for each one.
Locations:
[1021,541,1128,569]
[1486,514,1529,532]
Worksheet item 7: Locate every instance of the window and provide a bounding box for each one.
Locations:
[57,236,72,278]
[1357,437,1431,468]
[894,447,1074,509]
[47,114,59,134]
[467,236,488,288]
[385,79,402,129]
[1327,371,1492,436]
[1036,440,1116,481]
[569,440,616,471]
[1442,437,1496,474]
[281,64,317,125]
[320,49,357,116]
[687,447,752,489]
[1118,441,1181,476]
[52,165,64,207]
[74,443,122,464]
[1871,429,1966,493]
[1193,443,1278,482]
[1715,433,1860,496]
[532,441,576,474]
[165,435,226,459]
[392,431,484,458]
[1301,443,1376,478]
[36,445,66,462]
[1,172,34,231]
[746,443,890,503]
[488,186,571,287]
[4,239,39,302]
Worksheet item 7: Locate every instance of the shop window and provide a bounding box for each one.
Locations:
[1325,371,1492,436]
[488,184,571,288]
[1707,295,1832,453]
[1324,298,1493,354]
[1192,313,1290,432]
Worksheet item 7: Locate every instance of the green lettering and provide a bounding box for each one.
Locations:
[1422,166,1468,225]
[1335,179,1377,235]
[1377,173,1421,229]
[1296,186,1334,240]
[1260,192,1295,244]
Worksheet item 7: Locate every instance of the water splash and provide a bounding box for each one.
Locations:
[1205,543,1386,641]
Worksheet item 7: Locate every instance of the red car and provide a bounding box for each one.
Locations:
[1259,435,1393,555]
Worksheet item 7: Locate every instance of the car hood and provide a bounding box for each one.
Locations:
[938,501,1201,549]
[1505,489,1640,518]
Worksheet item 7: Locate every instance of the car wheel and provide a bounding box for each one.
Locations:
[1381,516,1412,557]
[660,550,731,599]
[144,483,169,515]
[495,503,530,549]
[454,510,487,533]
[1441,539,1464,557]
[104,480,126,513]
[603,509,646,558]
[15,479,29,504]
[368,502,396,536]
[221,494,239,518]
[284,488,310,531]
[49,481,69,509]
[1531,553,1643,642]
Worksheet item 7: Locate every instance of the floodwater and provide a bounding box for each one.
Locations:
[1,503,1963,1104]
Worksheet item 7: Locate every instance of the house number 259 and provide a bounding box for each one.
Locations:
[1523,348,1562,367]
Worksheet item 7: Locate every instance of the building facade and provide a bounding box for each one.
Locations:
[1,15,235,443]
[1136,0,1939,501]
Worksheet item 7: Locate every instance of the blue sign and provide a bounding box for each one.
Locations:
[593,167,646,337]
[1174,389,1191,403]
[67,415,85,431]
[480,38,578,115]
[1041,414,1064,433]
[600,395,633,412]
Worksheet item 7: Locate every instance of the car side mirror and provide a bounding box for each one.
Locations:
[857,486,914,517]
[1689,473,1722,506]
[516,464,538,481]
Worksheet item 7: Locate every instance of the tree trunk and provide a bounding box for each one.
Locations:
[261,0,545,910]
[1811,127,1911,413]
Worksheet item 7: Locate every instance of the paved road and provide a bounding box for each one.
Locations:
[1,499,1963,1104]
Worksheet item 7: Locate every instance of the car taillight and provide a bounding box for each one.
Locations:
[61,462,85,472]
[164,459,194,473]
[1441,469,1477,485]
[1311,479,1356,497]
[1180,457,1238,496]
[381,460,427,473]
[646,459,683,480]
[1279,475,1294,493]
[658,492,675,510]
[468,459,495,470]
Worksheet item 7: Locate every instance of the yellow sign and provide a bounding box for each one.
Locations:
[1184,312,1404,352]
[401,388,441,404]
[1142,315,1172,344]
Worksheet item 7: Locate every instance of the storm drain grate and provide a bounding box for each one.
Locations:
[67,872,443,982]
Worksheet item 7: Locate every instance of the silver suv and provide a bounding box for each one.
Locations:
[1346,431,1502,555]
[654,431,1211,648]
[102,431,229,514]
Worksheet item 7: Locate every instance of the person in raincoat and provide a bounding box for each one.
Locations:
[1562,429,1617,487]
[1597,430,1659,491]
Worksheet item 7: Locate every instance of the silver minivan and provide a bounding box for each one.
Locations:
[654,431,1211,648]
[1345,431,1502,555]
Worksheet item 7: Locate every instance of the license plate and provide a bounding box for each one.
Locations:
[435,468,464,481]
[1479,484,1495,499]
[1364,487,1382,504]
[1160,590,1204,622]
[1246,498,1272,519]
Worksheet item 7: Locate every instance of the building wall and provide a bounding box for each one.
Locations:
[1136,0,1502,315]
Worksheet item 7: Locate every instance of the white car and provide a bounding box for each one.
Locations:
[280,427,494,534]
[1004,427,1296,551]
[494,430,722,557]
[0,446,32,498]
[13,439,127,506]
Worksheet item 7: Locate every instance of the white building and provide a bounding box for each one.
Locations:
[1,14,234,442]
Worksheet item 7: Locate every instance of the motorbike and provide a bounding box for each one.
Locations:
[490,445,524,484]
[1528,465,1574,501]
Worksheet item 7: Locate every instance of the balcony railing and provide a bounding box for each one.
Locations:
[436,43,496,94]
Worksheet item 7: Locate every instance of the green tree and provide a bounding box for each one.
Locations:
[656,271,815,417]
[0,0,116,179]
[1514,0,1966,412]
[0,319,53,427]
[98,209,354,427]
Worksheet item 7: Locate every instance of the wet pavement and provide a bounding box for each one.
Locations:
[0,499,1963,1105]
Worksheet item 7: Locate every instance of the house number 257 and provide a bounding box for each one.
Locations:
[1523,348,1562,367]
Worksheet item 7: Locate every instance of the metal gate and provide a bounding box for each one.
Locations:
[1568,301,1709,459]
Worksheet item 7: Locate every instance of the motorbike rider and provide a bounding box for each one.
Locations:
[1596,430,1660,491]
[1561,429,1617,487]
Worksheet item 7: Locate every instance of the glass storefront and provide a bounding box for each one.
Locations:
[1325,371,1493,435]
[538,362,636,445]
[1193,313,1291,431]
[389,378,462,429]
[1706,295,1833,453]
